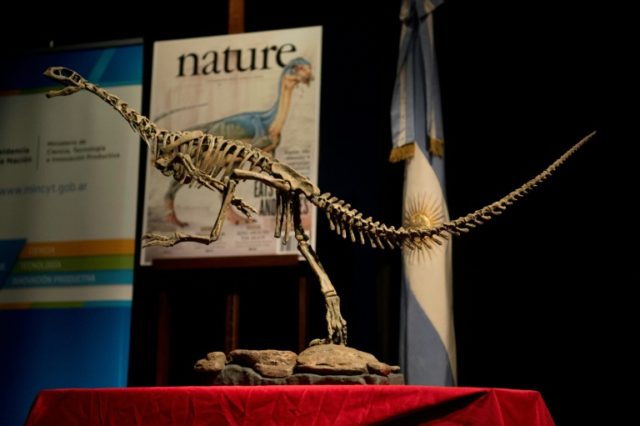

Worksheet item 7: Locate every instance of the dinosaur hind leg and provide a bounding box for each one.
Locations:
[210,177,238,240]
[292,197,347,346]
[144,155,252,247]
[142,231,213,247]
[144,177,240,247]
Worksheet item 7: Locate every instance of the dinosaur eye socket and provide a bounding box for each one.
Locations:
[56,68,73,78]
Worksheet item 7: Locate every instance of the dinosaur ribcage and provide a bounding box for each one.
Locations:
[177,134,271,185]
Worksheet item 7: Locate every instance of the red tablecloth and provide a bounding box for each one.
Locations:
[25,385,554,425]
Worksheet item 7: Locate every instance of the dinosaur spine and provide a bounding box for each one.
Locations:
[309,132,593,250]
[44,66,592,253]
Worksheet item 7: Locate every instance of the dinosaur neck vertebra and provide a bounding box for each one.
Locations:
[44,67,163,152]
[84,82,163,149]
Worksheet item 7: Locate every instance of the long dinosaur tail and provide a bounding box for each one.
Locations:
[309,132,594,250]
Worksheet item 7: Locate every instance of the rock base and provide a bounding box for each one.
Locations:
[203,364,404,385]
[195,344,404,386]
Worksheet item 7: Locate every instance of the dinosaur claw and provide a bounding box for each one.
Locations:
[231,197,257,219]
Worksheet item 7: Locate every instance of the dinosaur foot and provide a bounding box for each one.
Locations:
[309,333,347,347]
[142,232,181,248]
[143,231,211,248]
[310,296,348,346]
[309,338,332,346]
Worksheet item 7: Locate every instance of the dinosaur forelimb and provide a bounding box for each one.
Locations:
[232,168,292,236]
[232,168,291,191]
[177,152,257,220]
[230,198,258,219]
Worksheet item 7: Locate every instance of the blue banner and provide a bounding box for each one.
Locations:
[0,42,142,426]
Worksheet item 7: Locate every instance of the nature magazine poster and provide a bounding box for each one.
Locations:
[142,26,321,264]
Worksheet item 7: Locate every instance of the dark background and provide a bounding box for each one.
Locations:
[4,1,633,423]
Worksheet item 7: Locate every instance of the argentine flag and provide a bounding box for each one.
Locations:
[391,0,456,385]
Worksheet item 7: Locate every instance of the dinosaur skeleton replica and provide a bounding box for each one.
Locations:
[44,66,592,346]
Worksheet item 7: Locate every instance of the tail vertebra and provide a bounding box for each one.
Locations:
[310,132,594,250]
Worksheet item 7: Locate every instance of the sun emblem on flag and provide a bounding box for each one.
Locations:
[403,193,447,262]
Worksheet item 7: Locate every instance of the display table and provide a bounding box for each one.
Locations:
[25,385,554,425]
